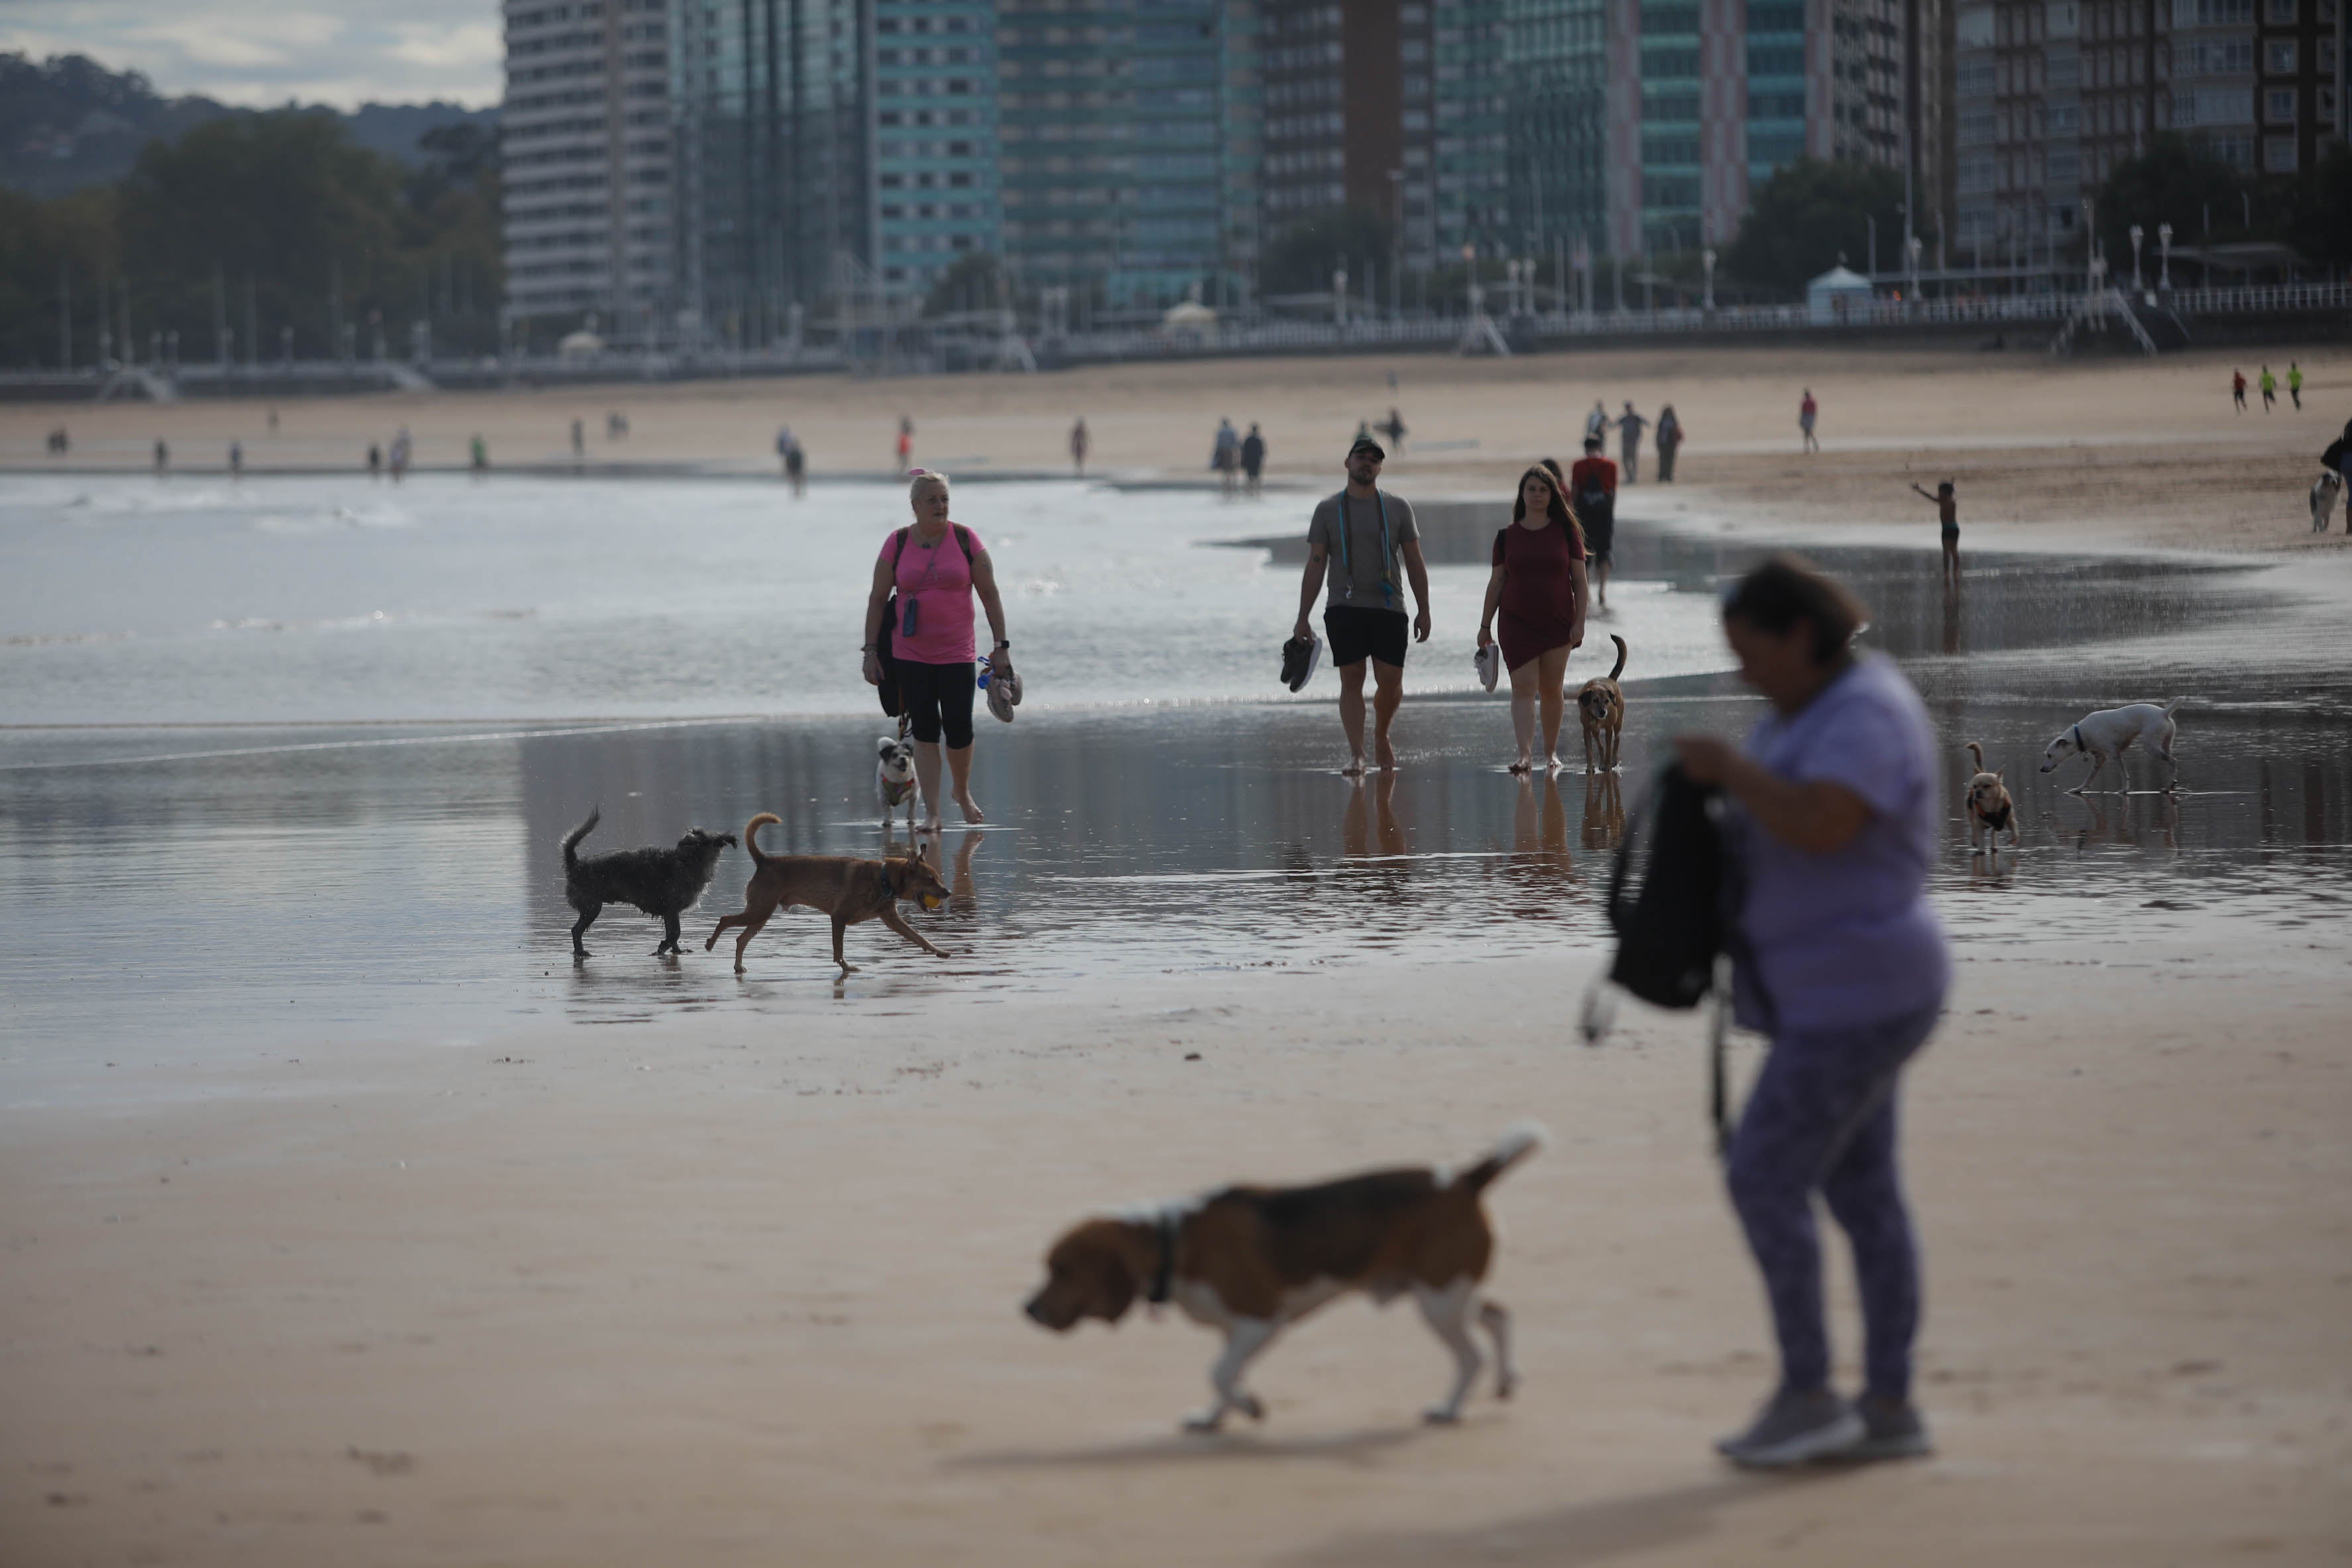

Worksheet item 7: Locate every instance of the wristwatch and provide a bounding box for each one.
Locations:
[994,640,1011,649]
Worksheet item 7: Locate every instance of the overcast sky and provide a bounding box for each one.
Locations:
[2,0,502,109]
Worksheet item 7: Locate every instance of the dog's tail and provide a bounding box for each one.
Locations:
[1606,633,1627,683]
[1452,1121,1549,1195]
[743,812,781,866]
[2160,696,2184,717]
[1966,740,1987,774]
[562,807,601,866]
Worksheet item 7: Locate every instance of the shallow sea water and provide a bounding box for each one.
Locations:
[3,475,2349,1082]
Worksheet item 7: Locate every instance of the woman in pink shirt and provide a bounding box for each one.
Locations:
[862,471,1014,830]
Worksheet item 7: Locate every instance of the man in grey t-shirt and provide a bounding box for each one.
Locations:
[1291,435,1431,775]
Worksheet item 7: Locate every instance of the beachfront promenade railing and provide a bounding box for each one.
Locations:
[4,282,2346,396]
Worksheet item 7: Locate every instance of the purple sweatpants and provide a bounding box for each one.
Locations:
[1725,1001,1942,1401]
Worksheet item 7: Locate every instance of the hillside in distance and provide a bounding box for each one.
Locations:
[0,52,497,196]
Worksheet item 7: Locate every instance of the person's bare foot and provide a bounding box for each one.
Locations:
[1376,736,1397,772]
[955,790,985,824]
[1340,754,1368,777]
[1545,754,1564,772]
[1509,754,1532,775]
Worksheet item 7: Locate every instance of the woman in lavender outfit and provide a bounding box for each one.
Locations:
[1671,555,1949,1470]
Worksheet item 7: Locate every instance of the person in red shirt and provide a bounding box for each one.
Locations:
[1567,435,1620,610]
[2231,370,2247,412]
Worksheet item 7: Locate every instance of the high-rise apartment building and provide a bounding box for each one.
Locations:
[998,0,1258,312]
[502,0,677,339]
[1262,0,1436,270]
[669,0,868,346]
[1604,0,1929,258]
[1433,0,1506,260]
[2254,0,2342,173]
[1503,0,1610,261]
[871,0,1001,297]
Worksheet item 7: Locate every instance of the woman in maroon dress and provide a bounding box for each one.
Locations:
[1477,465,1590,772]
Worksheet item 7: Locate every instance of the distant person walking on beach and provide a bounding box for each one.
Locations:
[1617,401,1649,483]
[1911,480,1959,585]
[2259,366,2277,412]
[897,416,914,472]
[1655,404,1684,482]
[785,437,806,497]
[1069,418,1090,476]
[1478,465,1589,773]
[2231,370,2247,412]
[1377,407,1408,453]
[1798,389,1820,453]
[571,418,585,457]
[1241,423,1266,496]
[471,433,489,475]
[1570,435,1619,611]
[862,471,1014,832]
[776,425,794,478]
[389,427,412,484]
[2288,361,2304,409]
[1672,555,1948,1470]
[1293,435,1431,775]
[153,439,168,476]
[367,443,382,480]
[1585,400,1612,443]
[1213,418,1241,498]
[229,441,243,479]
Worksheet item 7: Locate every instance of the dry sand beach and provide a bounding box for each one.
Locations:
[9,343,2352,549]
[3,344,2351,1565]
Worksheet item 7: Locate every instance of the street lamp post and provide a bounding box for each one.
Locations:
[1702,247,1716,313]
[1906,235,1922,307]
[2129,225,2145,290]
[2157,223,2172,290]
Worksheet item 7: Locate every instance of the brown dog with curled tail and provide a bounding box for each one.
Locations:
[705,814,953,974]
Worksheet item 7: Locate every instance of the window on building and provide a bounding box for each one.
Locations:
[2265,38,2298,72]
[2265,133,2299,168]
[2266,85,2298,118]
[2263,0,2293,20]
[2320,38,2339,70]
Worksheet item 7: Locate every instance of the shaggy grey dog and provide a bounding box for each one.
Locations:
[562,807,736,957]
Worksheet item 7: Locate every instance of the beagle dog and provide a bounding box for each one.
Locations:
[1023,1125,1544,1432]
[1577,635,1628,772]
[1963,741,2017,852]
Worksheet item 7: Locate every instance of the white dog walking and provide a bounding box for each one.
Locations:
[2038,699,2182,793]
[2311,469,2342,533]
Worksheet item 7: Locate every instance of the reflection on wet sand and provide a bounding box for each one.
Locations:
[1580,772,1627,852]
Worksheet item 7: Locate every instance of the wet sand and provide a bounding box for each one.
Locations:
[6,343,2350,552]
[3,942,2346,1567]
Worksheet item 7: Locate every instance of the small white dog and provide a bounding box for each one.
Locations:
[876,733,918,830]
[2311,469,2342,533]
[2038,699,2182,793]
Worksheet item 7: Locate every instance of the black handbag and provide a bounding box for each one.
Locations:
[1588,762,1763,1158]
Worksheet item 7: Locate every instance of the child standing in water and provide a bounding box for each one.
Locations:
[1911,480,1959,585]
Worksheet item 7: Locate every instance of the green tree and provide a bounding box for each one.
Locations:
[2091,134,2251,274]
[1722,157,1907,294]
[923,251,1012,317]
[1258,207,1395,299]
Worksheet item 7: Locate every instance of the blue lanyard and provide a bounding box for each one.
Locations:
[1335,489,1393,607]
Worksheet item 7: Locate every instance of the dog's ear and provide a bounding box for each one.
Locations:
[1996,766,2007,781]
[878,737,897,757]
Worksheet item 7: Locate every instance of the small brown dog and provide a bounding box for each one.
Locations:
[1576,634,1629,772]
[705,813,954,974]
[1964,741,2017,852]
[1024,1125,1543,1431]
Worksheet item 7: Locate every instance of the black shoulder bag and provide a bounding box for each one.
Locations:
[1583,761,1763,1158]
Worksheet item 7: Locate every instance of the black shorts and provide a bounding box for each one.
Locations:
[1324,605,1409,669]
[894,659,975,748]
[1581,510,1616,565]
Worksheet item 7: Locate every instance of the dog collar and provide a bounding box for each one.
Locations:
[2072,723,2084,753]
[1146,1211,1177,1306]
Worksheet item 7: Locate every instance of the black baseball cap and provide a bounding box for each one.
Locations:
[1348,435,1386,460]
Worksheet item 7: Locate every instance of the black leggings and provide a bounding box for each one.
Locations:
[895,659,975,748]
